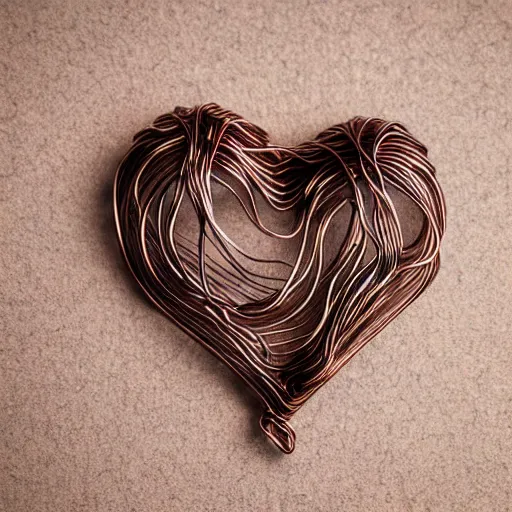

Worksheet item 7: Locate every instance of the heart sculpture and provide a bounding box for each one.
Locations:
[113,103,446,453]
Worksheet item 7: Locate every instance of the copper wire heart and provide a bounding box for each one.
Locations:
[113,103,446,453]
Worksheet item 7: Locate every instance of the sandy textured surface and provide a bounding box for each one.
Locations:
[1,1,511,510]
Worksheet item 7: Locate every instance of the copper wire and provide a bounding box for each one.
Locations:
[113,103,446,453]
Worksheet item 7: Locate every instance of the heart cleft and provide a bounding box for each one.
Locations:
[114,103,446,454]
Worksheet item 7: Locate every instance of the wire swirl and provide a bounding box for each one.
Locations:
[114,103,446,453]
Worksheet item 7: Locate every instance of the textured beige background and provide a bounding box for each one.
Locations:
[1,0,511,511]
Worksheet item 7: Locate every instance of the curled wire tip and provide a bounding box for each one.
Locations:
[260,410,296,454]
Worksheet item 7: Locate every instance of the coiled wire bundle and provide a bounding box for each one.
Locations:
[114,104,446,453]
